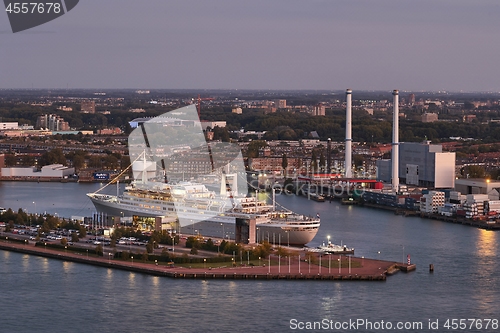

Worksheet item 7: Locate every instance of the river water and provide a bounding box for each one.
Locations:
[0,182,499,332]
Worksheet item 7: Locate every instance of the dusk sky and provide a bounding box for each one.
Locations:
[1,0,500,91]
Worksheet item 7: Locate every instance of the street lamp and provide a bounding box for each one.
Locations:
[327,235,330,245]
[155,259,158,266]
[338,258,341,274]
[131,256,134,264]
[204,258,206,269]
[377,251,381,261]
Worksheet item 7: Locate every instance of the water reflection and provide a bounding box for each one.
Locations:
[475,229,497,257]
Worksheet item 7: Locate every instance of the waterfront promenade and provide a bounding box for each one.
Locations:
[0,239,414,282]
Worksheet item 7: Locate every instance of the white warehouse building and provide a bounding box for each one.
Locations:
[1,164,75,179]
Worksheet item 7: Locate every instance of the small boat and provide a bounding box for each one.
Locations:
[310,193,325,202]
[317,242,354,254]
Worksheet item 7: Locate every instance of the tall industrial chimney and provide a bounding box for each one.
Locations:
[345,89,352,178]
[327,138,331,174]
[392,89,399,192]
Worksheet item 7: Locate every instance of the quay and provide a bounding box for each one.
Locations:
[0,239,414,282]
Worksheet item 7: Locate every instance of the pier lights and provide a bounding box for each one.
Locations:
[204,258,206,269]
[155,259,158,266]
[131,256,134,264]
[259,256,261,266]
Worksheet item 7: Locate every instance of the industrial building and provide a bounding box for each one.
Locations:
[454,178,500,198]
[376,141,456,189]
[1,164,75,179]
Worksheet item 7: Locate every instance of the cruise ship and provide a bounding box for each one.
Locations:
[87,177,320,246]
[88,104,319,245]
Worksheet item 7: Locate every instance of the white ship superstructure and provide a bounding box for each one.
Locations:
[88,178,320,245]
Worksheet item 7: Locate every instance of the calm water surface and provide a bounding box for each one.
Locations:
[0,182,499,332]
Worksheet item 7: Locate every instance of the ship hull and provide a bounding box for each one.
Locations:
[88,194,319,246]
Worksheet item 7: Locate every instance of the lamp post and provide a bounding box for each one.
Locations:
[377,251,380,261]
[172,232,175,253]
[328,254,331,274]
[155,259,158,266]
[131,256,134,264]
[204,258,206,269]
[327,235,330,245]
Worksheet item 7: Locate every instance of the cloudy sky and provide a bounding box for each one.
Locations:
[1,0,500,91]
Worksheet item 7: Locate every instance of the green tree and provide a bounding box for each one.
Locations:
[71,232,79,243]
[146,242,154,254]
[95,244,103,256]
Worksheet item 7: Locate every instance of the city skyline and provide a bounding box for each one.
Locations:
[1,0,500,91]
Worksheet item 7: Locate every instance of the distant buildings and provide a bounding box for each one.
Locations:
[81,100,96,114]
[97,128,122,135]
[311,104,325,116]
[36,114,70,131]
[0,122,19,130]
[232,107,243,114]
[1,164,75,180]
[408,93,416,106]
[200,121,226,131]
[421,113,438,123]
[275,99,287,109]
